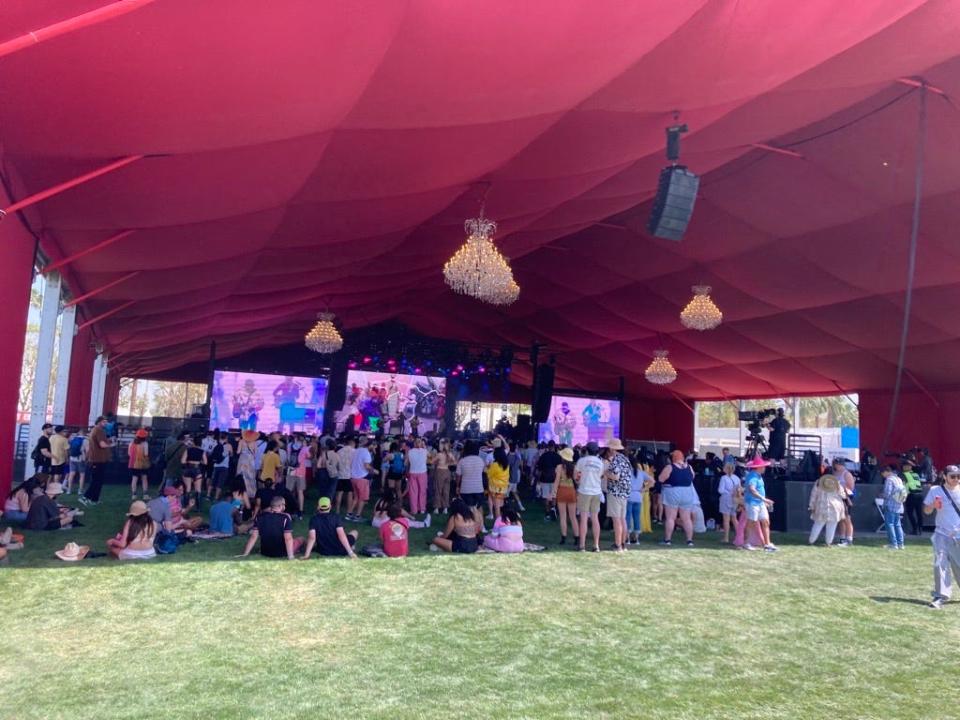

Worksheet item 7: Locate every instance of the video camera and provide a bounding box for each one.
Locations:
[738,408,776,437]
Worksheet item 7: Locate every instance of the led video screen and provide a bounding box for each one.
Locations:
[210,370,328,433]
[339,370,446,434]
[538,394,622,446]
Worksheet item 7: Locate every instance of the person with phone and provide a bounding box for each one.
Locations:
[924,465,960,609]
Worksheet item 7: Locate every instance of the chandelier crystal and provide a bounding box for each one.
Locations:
[443,216,519,305]
[645,350,678,385]
[680,285,722,331]
[304,312,343,354]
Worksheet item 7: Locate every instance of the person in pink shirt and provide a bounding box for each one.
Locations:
[289,441,312,520]
[379,504,410,557]
[483,507,525,553]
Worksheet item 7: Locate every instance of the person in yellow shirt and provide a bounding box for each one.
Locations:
[259,441,283,486]
[487,447,511,523]
[49,426,71,483]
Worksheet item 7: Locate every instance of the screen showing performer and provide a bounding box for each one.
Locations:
[339,370,446,436]
[537,394,621,446]
[211,370,328,433]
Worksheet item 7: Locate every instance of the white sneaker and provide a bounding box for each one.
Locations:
[424,514,432,528]
[930,597,945,610]
[744,544,757,551]
[763,544,778,552]
[429,544,439,552]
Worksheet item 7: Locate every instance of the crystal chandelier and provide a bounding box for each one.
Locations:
[645,350,678,385]
[443,215,519,305]
[304,312,343,354]
[680,285,722,331]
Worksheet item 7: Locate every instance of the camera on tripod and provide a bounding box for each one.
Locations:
[738,408,776,438]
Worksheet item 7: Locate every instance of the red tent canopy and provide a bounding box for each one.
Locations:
[2,0,960,404]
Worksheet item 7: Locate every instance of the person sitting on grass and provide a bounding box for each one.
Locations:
[148,482,202,535]
[252,477,278,521]
[26,482,82,531]
[302,496,358,559]
[371,489,430,530]
[430,498,479,554]
[4,477,38,526]
[483,507,524,553]
[379,503,411,558]
[239,495,303,559]
[106,500,157,560]
[208,487,252,537]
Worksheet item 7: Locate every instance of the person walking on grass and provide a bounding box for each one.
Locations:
[879,464,907,550]
[658,449,697,547]
[808,473,846,546]
[742,455,777,552]
[832,458,856,546]
[552,448,579,545]
[717,462,741,544]
[924,465,960,609]
[603,439,633,553]
[627,455,653,544]
[574,442,604,552]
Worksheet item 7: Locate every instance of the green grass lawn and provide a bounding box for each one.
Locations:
[1,485,957,720]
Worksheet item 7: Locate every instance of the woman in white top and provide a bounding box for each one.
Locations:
[717,462,741,544]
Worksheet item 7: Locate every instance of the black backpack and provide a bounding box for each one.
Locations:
[210,442,225,465]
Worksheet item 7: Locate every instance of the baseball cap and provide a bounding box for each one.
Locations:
[317,496,332,511]
[944,465,960,475]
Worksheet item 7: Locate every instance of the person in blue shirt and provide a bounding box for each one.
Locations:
[208,488,250,536]
[721,447,736,467]
[743,455,777,552]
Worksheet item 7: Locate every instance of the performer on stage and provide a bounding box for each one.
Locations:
[583,399,604,443]
[272,376,303,433]
[233,379,265,431]
[552,401,576,446]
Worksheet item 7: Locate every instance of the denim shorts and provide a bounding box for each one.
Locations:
[662,485,698,510]
[69,459,86,474]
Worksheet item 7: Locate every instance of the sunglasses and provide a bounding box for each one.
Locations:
[947,474,960,479]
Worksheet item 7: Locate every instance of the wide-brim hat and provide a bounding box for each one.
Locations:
[241,430,259,443]
[45,481,64,495]
[606,438,625,451]
[817,474,840,492]
[744,454,771,469]
[127,500,149,517]
[55,542,90,562]
[559,448,574,462]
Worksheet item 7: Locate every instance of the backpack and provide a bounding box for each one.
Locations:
[209,442,225,465]
[391,452,405,474]
[890,478,908,504]
[154,529,180,555]
[30,442,43,465]
[69,436,84,457]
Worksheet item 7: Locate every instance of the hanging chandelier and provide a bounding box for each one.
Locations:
[443,214,519,306]
[304,312,343,354]
[680,285,722,331]
[645,350,678,385]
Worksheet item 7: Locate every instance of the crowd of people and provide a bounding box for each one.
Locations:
[5,421,960,609]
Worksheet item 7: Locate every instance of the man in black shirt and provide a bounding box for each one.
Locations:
[303,496,357,558]
[238,496,302,559]
[537,442,563,519]
[33,423,54,476]
[26,482,78,530]
[253,479,277,521]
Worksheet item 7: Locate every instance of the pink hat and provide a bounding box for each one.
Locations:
[744,454,771,469]
[162,486,179,496]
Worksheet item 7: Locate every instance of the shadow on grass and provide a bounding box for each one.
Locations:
[869,595,930,606]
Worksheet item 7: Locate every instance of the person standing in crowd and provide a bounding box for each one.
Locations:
[335,437,356,516]
[574,442,604,552]
[627,455,653,544]
[455,441,487,529]
[486,446,511,522]
[127,429,151,500]
[768,408,790,460]
[406,438,429,516]
[318,438,339,501]
[287,436,311,521]
[348,437,374,521]
[208,430,233,500]
[604,439,633,553]
[432,439,456,516]
[879,464,907,550]
[832,458,856,546]
[81,416,115,506]
[901,458,925,536]
[807,473,846,546]
[717,462,741,544]
[302,496,358,559]
[721,447,736,467]
[658,449,698,547]
[258,440,282,488]
[161,432,188,492]
[65,428,87,495]
[924,465,960,609]
[537,442,562,521]
[106,500,157,560]
[552,448,579,545]
[31,423,54,478]
[742,455,777,552]
[236,429,259,497]
[239,495,303,559]
[49,426,70,484]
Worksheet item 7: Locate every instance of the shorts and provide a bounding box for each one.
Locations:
[69,459,86,474]
[337,478,353,493]
[662,485,698,511]
[461,493,485,509]
[351,478,371,502]
[507,483,518,494]
[577,493,602,515]
[719,494,736,516]
[118,546,157,560]
[182,467,201,479]
[556,485,577,505]
[451,535,479,554]
[537,482,555,499]
[487,488,506,501]
[50,463,67,475]
[605,494,628,519]
[128,468,147,479]
[211,467,229,489]
[745,503,769,522]
[287,474,306,493]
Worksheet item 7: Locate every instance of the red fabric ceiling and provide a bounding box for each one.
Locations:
[3,0,960,400]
